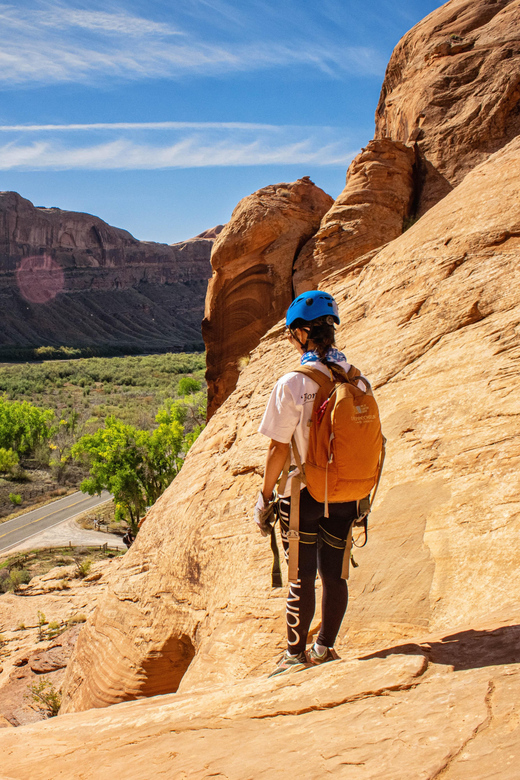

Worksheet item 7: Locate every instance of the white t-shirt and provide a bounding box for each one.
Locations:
[259,355,358,497]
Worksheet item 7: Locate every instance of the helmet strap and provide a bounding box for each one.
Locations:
[290,327,310,351]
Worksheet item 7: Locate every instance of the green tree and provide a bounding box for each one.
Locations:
[73,407,203,534]
[73,417,147,533]
[0,397,53,456]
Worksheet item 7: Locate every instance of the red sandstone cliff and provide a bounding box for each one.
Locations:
[205,0,520,414]
[0,191,221,354]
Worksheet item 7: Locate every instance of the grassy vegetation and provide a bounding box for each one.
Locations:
[0,545,125,592]
[0,352,205,430]
[0,352,207,519]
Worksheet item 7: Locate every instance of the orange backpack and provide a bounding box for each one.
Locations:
[278,363,386,583]
[296,364,384,509]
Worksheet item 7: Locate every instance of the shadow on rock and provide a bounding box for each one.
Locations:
[360,624,520,671]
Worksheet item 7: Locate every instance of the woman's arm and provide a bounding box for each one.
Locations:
[262,439,290,502]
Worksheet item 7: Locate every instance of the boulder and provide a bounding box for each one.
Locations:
[375,0,520,213]
[202,177,333,419]
[0,192,218,354]
[294,139,415,292]
[60,136,520,716]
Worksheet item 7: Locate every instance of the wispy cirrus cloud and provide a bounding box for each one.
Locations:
[0,1,385,86]
[0,121,356,169]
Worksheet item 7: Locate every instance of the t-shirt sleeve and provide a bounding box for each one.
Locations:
[258,377,301,443]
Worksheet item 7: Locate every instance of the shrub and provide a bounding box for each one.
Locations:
[75,558,92,578]
[46,620,63,638]
[8,493,22,506]
[1,569,30,592]
[37,610,47,641]
[28,678,61,717]
[0,447,19,475]
[68,613,87,625]
[177,376,201,396]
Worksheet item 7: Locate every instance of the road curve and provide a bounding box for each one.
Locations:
[0,491,112,554]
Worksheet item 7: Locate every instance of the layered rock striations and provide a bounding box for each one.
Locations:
[293,139,415,292]
[0,192,220,354]
[202,178,333,419]
[375,0,520,213]
[59,137,520,723]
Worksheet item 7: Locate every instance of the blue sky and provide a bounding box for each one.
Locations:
[0,0,444,243]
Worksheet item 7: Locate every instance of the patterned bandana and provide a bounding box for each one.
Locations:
[301,347,347,365]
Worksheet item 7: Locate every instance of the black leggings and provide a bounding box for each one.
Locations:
[278,488,357,655]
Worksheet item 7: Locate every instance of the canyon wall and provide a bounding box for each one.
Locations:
[0,192,221,355]
[293,139,415,292]
[205,0,520,411]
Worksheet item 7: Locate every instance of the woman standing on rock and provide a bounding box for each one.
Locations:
[255,290,373,677]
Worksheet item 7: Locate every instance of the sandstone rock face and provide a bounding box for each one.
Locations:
[293,139,415,292]
[59,137,520,727]
[375,0,520,213]
[202,177,333,419]
[0,192,218,354]
[2,619,520,778]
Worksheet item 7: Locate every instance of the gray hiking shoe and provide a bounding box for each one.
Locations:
[307,645,340,665]
[268,650,310,678]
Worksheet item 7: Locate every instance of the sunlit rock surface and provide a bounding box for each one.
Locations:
[294,139,415,292]
[375,0,520,213]
[59,136,520,721]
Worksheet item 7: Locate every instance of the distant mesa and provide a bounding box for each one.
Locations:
[0,191,221,358]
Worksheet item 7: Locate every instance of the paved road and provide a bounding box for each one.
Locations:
[0,491,112,553]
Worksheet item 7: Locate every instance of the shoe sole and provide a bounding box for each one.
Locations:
[268,662,310,678]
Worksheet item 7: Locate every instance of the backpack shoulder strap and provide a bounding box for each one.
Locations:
[292,365,333,387]
[346,364,372,394]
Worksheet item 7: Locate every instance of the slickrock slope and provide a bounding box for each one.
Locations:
[202,177,333,418]
[294,139,415,292]
[59,135,520,731]
[0,192,218,354]
[3,636,520,779]
[375,0,520,213]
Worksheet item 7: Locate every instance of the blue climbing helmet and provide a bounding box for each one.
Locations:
[285,290,340,329]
